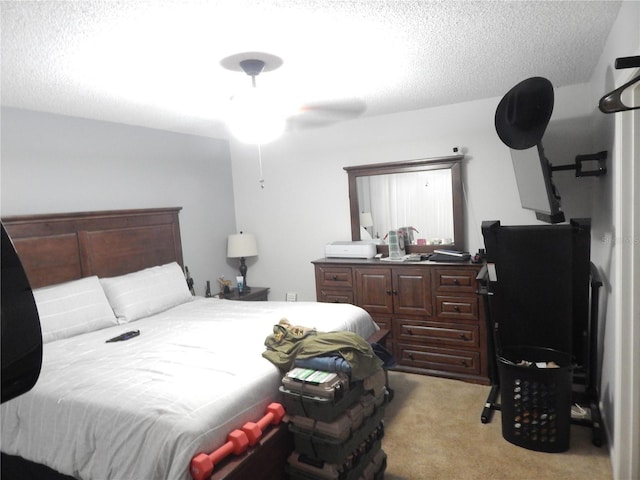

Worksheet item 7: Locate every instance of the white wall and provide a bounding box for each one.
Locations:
[230,85,596,303]
[0,107,238,295]
[585,2,640,479]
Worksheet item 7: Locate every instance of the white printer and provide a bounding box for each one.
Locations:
[324,241,378,259]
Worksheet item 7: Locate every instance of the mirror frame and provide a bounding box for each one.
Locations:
[344,154,465,254]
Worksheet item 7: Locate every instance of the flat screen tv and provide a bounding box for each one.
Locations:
[510,143,565,224]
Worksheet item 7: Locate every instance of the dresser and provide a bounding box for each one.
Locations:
[313,258,488,385]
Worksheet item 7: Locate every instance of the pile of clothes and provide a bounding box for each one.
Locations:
[262,319,394,381]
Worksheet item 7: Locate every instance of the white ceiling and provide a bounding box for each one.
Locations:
[0,0,622,140]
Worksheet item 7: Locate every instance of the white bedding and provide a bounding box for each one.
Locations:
[1,297,378,480]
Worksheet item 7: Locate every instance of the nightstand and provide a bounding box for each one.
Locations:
[222,287,270,301]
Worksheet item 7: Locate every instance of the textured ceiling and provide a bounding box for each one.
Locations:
[0,0,622,139]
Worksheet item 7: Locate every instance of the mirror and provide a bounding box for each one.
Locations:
[345,155,465,253]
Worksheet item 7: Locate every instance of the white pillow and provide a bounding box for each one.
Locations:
[100,262,193,323]
[33,276,119,343]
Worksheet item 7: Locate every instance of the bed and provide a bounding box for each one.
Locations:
[0,208,380,480]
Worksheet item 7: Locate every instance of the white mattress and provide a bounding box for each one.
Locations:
[1,297,378,480]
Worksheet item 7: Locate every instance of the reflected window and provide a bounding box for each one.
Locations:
[356,169,453,243]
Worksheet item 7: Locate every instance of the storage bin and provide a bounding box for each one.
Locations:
[282,369,351,401]
[279,367,388,423]
[497,346,573,452]
[289,399,365,444]
[360,449,387,480]
[280,381,365,423]
[290,406,385,464]
[286,439,382,480]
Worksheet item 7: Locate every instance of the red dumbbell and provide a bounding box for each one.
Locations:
[190,429,249,480]
[242,402,286,446]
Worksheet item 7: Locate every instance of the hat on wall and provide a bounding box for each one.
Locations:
[495,77,554,150]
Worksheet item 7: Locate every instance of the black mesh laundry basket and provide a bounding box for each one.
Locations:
[497,346,573,453]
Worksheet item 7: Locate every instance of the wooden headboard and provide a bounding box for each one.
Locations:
[1,208,184,289]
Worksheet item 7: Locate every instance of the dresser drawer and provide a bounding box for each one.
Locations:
[316,266,353,288]
[396,344,481,376]
[433,268,479,293]
[317,288,354,304]
[435,295,479,321]
[395,318,478,348]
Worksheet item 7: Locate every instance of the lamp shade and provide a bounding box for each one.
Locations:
[227,233,258,258]
[360,212,374,228]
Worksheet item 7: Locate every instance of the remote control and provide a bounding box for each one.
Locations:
[106,330,140,343]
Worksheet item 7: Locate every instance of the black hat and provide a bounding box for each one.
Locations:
[495,77,554,150]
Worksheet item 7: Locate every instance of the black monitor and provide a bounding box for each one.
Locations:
[510,142,565,224]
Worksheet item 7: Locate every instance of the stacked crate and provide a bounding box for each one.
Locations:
[280,367,388,480]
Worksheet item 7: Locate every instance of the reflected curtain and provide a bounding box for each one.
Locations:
[361,170,454,242]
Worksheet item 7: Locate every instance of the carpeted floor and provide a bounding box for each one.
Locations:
[382,371,612,479]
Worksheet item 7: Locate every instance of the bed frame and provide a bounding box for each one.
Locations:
[1,207,293,480]
[2,208,184,288]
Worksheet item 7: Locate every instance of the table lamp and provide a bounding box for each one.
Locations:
[227,232,258,293]
[360,211,374,239]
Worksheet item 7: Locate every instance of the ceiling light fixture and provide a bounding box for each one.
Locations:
[224,54,286,144]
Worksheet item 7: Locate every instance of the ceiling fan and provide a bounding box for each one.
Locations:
[220,52,366,143]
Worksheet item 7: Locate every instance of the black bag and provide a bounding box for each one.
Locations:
[1,223,42,403]
[370,342,396,369]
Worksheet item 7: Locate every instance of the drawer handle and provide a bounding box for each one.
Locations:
[408,353,414,360]
[392,290,398,295]
[459,333,469,341]
[332,275,338,281]
[386,290,392,295]
[453,305,460,312]
[407,328,413,335]
[453,278,459,285]
[461,360,468,367]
